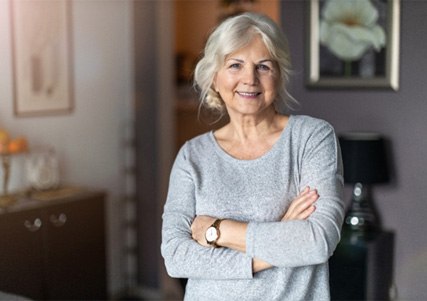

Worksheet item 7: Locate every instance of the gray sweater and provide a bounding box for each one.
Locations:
[161,115,345,300]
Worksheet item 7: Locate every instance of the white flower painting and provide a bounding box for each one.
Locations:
[319,0,386,61]
[307,0,400,90]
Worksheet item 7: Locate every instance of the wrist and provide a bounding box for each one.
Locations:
[253,258,273,273]
[216,219,247,252]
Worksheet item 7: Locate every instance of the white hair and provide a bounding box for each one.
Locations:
[193,12,297,115]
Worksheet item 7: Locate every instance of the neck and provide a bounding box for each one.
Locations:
[227,108,280,143]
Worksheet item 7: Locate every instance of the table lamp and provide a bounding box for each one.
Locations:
[339,132,390,232]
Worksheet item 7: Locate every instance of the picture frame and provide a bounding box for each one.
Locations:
[11,0,74,117]
[306,0,400,90]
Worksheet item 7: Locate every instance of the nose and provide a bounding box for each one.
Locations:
[242,65,259,85]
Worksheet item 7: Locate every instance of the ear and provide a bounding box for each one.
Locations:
[213,74,219,92]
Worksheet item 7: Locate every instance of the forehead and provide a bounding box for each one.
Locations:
[224,36,272,61]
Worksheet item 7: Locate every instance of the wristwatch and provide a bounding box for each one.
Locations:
[205,219,223,247]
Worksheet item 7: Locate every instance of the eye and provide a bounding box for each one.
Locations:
[228,63,242,69]
[257,64,271,72]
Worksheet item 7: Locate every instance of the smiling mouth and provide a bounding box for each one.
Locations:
[237,92,261,97]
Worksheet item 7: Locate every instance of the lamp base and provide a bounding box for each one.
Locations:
[344,183,381,233]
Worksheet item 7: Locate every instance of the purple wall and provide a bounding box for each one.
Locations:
[281,1,427,299]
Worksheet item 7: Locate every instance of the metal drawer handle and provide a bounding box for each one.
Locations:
[24,218,42,232]
[50,213,67,227]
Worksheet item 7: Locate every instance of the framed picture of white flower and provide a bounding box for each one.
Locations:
[307,0,400,90]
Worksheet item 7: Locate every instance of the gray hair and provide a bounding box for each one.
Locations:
[193,12,297,115]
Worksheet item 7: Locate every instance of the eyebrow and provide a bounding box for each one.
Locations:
[226,58,274,64]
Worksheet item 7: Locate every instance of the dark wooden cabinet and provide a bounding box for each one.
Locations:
[329,230,395,301]
[0,207,45,298]
[0,190,107,300]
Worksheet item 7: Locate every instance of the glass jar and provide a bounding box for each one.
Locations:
[26,147,60,191]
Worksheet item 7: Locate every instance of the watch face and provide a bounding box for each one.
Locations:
[206,226,218,242]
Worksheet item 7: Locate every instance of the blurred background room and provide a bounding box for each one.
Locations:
[0,0,426,300]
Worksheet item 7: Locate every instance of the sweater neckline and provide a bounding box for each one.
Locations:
[209,115,294,163]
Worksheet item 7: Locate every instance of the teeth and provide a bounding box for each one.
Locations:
[239,92,259,96]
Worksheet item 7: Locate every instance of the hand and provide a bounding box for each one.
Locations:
[254,187,318,273]
[191,215,216,247]
[282,187,318,221]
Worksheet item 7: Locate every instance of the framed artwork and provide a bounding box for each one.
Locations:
[306,0,400,90]
[11,0,74,117]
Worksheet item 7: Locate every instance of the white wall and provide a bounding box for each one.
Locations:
[0,0,134,296]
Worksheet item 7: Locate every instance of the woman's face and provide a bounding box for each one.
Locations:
[213,35,279,119]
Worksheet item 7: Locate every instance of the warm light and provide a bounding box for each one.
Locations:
[0,129,28,155]
[7,137,28,154]
[0,128,29,205]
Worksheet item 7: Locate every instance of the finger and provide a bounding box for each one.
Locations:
[290,189,318,212]
[295,188,317,204]
[301,186,310,194]
[285,203,316,221]
[297,186,310,198]
[283,191,318,220]
[298,205,316,220]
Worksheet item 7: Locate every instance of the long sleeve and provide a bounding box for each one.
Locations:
[161,145,253,280]
[245,119,345,267]
[161,115,344,300]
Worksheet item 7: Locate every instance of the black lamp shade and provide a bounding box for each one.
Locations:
[339,133,390,184]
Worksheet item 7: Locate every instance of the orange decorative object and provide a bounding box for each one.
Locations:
[7,137,28,154]
[0,129,28,155]
[0,128,29,206]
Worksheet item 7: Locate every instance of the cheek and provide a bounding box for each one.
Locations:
[269,77,280,94]
[216,75,236,93]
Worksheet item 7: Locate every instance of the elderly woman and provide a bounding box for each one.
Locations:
[161,12,344,301]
